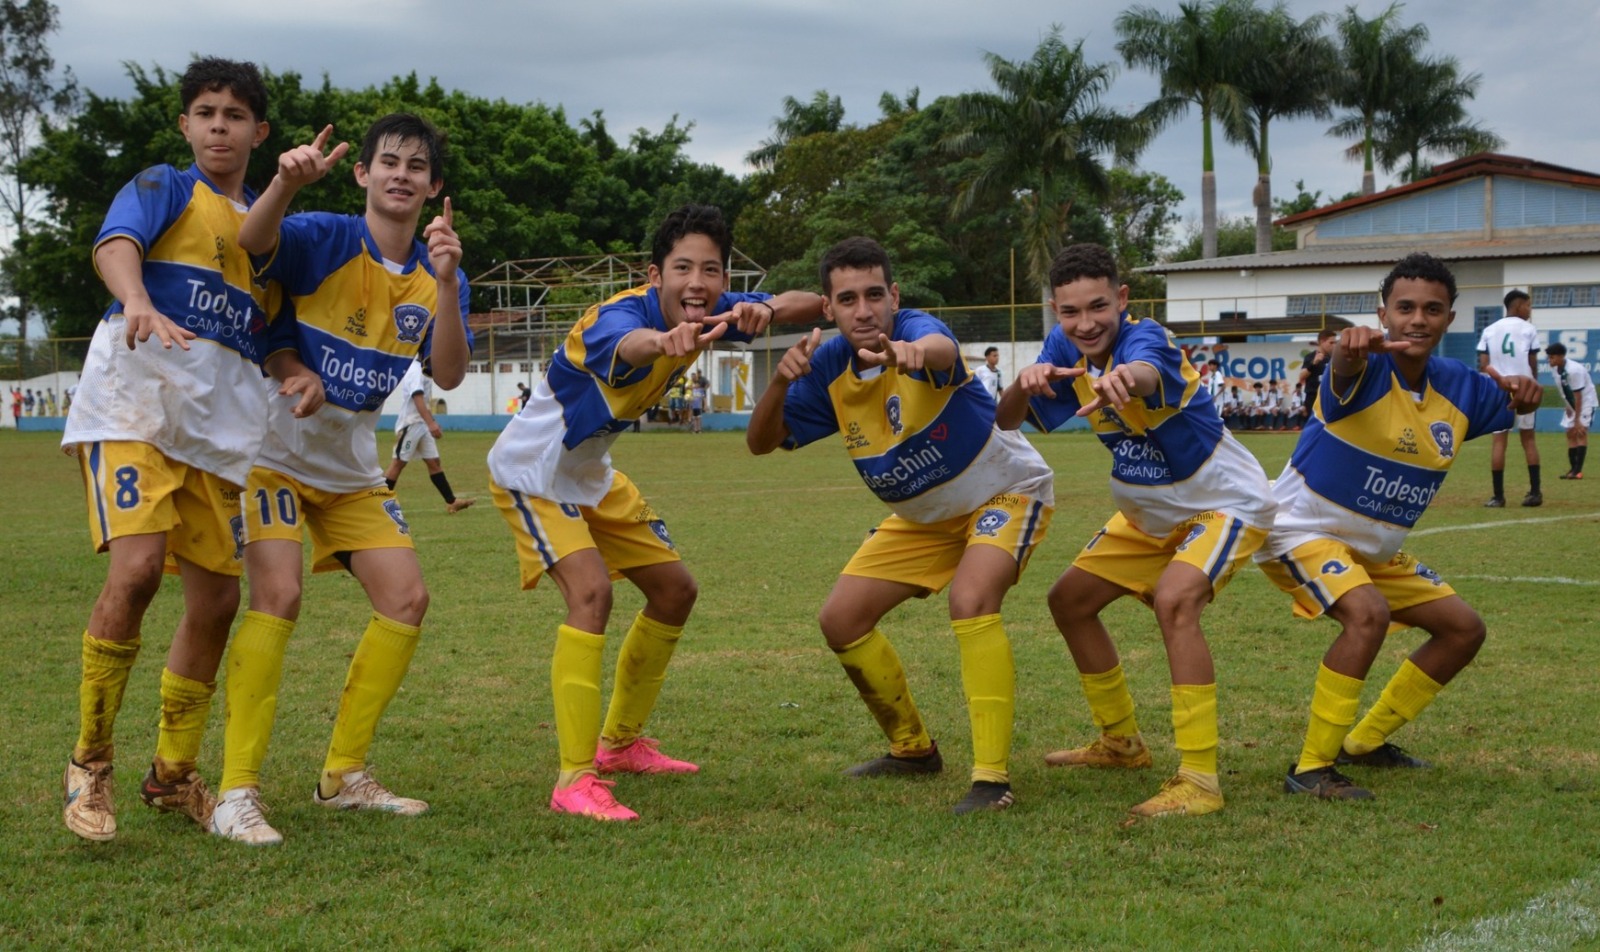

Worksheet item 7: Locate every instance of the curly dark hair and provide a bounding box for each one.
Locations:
[1380,253,1457,304]
[180,57,268,121]
[650,204,732,270]
[1048,243,1119,289]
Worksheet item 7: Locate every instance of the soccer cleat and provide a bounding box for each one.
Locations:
[63,759,116,842]
[1574,472,1585,480]
[1522,491,1543,507]
[211,787,282,845]
[1482,496,1506,508]
[1283,763,1375,800]
[844,741,943,778]
[595,737,699,775]
[140,765,218,830]
[1128,772,1224,818]
[550,774,638,821]
[1559,471,1576,480]
[952,781,1016,815]
[1336,742,1431,769]
[314,769,429,815]
[1044,734,1154,769]
[446,497,476,514]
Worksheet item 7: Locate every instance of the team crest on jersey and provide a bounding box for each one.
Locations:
[384,499,411,535]
[1429,422,1455,459]
[648,519,675,549]
[1415,562,1443,585]
[885,395,904,436]
[974,508,1010,537]
[393,303,430,344]
[1176,523,1207,551]
[1320,559,1350,576]
[230,515,245,560]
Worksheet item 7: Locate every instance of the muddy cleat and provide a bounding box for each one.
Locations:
[140,765,217,829]
[211,787,282,845]
[1128,771,1224,818]
[1044,734,1154,769]
[550,774,638,821]
[63,759,116,842]
[314,769,428,815]
[1283,763,1375,800]
[1336,742,1431,769]
[844,742,943,778]
[595,737,699,775]
[1522,491,1543,507]
[1482,496,1506,508]
[952,781,1016,815]
[446,497,476,514]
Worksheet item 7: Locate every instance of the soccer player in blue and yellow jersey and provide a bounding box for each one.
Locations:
[209,114,472,844]
[749,237,1055,815]
[488,204,823,821]
[1261,253,1541,800]
[59,58,323,843]
[998,243,1274,820]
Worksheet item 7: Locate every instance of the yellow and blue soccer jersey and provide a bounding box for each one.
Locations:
[1262,353,1514,563]
[487,284,769,504]
[779,310,1053,523]
[253,213,472,493]
[1026,315,1273,535]
[65,164,277,486]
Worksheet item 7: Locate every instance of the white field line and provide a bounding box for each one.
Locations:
[1410,871,1600,951]
[1411,511,1600,537]
[1451,575,1600,586]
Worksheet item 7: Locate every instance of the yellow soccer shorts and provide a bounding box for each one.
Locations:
[490,471,681,590]
[841,491,1053,594]
[79,440,244,576]
[1258,537,1455,620]
[243,467,414,574]
[1072,509,1266,604]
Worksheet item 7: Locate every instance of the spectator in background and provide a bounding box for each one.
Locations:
[974,346,1003,402]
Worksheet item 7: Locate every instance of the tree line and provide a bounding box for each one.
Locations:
[0,0,1498,364]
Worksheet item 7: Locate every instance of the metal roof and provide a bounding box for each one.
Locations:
[1145,237,1600,274]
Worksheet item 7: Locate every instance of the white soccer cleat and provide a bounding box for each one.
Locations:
[314,769,429,816]
[210,787,283,846]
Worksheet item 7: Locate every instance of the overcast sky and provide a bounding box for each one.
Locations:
[50,0,1600,236]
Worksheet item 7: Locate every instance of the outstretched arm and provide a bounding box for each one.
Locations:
[95,237,196,351]
[239,125,350,256]
[996,363,1085,430]
[1332,327,1409,399]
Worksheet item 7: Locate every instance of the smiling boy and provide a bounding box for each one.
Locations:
[748,237,1054,815]
[210,114,472,844]
[997,243,1273,820]
[487,204,822,821]
[1261,253,1541,800]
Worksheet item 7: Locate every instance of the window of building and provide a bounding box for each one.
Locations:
[1531,284,1600,308]
[1287,292,1379,315]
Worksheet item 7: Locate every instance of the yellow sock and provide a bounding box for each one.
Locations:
[600,611,682,749]
[553,624,605,787]
[75,632,141,762]
[220,611,295,793]
[1080,664,1140,738]
[153,668,215,780]
[1171,683,1219,778]
[1297,664,1364,773]
[953,615,1014,784]
[320,613,420,795]
[1345,660,1443,755]
[832,628,932,758]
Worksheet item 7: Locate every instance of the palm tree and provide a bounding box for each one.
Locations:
[1326,3,1427,195]
[746,90,845,170]
[1224,3,1335,253]
[945,28,1145,330]
[1116,0,1253,259]
[1366,55,1504,183]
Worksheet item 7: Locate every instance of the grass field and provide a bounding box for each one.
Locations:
[4,428,1600,951]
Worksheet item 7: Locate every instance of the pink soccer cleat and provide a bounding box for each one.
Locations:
[595,737,699,775]
[550,775,638,821]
